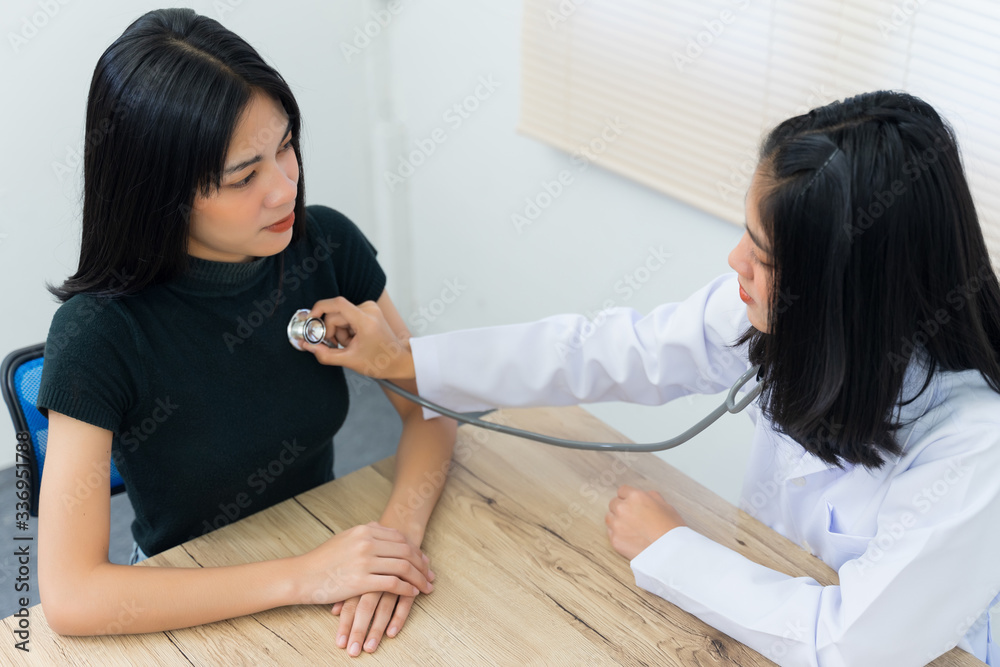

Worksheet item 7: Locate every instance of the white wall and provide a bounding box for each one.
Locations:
[0,0,381,469]
[382,0,754,505]
[1,0,754,506]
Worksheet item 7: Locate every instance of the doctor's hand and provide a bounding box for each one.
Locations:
[606,485,687,560]
[302,296,416,381]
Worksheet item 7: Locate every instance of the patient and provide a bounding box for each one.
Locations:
[36,8,456,658]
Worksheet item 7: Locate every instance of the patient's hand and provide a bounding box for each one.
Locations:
[331,588,420,657]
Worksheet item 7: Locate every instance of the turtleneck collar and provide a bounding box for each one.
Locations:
[171,254,273,295]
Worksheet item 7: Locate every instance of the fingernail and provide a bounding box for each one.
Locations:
[350,642,360,655]
[422,553,429,562]
[365,639,376,651]
[427,582,434,592]
[338,635,347,648]
[428,569,436,581]
[387,626,398,637]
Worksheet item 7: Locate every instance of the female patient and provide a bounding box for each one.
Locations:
[36,8,455,658]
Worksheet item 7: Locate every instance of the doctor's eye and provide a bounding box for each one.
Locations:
[750,249,774,269]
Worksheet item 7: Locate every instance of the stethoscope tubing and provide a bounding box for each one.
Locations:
[288,309,762,453]
[372,367,761,452]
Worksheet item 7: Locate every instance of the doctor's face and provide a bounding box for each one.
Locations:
[728,170,774,333]
[187,92,299,263]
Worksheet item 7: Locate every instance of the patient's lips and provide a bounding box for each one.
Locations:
[265,211,295,233]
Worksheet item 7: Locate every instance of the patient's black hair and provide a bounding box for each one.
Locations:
[738,90,1000,468]
[50,8,306,301]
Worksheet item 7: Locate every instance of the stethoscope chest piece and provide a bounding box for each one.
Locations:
[287,309,328,350]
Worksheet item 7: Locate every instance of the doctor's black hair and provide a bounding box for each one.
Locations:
[49,8,306,301]
[737,90,1000,468]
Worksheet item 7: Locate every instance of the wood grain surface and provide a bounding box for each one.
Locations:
[0,406,984,666]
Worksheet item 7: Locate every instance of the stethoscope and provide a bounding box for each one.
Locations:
[288,310,762,453]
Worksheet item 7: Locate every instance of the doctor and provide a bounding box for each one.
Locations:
[302,91,1000,666]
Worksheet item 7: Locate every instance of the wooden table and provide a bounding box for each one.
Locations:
[0,406,984,665]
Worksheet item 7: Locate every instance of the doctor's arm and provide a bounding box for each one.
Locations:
[305,273,751,419]
[611,433,1000,667]
[307,289,457,657]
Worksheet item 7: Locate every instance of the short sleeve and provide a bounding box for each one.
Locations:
[305,205,387,305]
[36,295,141,433]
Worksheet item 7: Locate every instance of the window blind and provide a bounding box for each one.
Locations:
[519,0,1000,267]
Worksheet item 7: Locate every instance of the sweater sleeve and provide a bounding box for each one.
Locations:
[36,295,141,433]
[305,205,387,306]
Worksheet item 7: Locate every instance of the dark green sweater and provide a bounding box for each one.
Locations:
[37,205,386,555]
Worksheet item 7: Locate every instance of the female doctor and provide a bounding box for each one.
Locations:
[300,91,1000,665]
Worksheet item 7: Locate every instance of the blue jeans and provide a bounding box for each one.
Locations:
[129,541,149,565]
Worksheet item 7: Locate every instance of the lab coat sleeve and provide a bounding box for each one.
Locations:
[409,272,751,419]
[630,425,1000,667]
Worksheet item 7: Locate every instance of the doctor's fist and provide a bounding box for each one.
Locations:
[301,297,416,381]
[606,485,686,560]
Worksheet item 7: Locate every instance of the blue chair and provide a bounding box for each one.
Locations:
[2,343,126,516]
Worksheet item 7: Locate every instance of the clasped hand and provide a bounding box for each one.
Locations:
[296,522,434,657]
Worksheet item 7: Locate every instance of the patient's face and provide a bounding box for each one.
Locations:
[187,92,299,263]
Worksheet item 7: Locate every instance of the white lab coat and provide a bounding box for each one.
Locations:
[410,272,1000,667]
